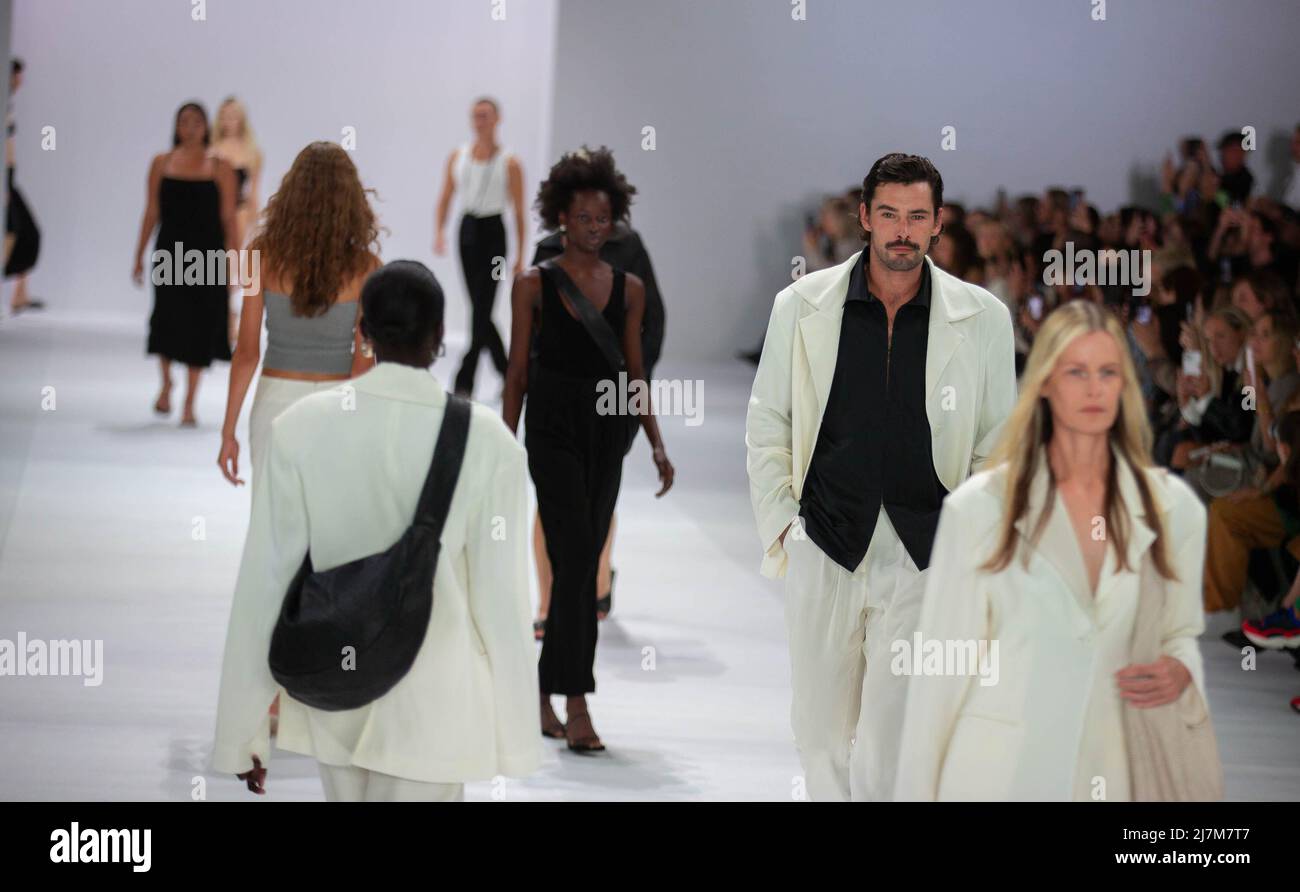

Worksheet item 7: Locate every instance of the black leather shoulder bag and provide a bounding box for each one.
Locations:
[268,393,472,711]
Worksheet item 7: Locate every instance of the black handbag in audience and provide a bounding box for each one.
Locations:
[268,394,472,711]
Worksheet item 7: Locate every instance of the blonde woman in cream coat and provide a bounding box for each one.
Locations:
[895,299,1211,802]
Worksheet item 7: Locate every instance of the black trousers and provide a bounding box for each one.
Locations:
[526,367,627,695]
[454,213,508,392]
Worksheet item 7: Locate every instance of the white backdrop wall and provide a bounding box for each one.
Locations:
[10,0,558,341]
[548,0,1300,359]
[10,1,1300,361]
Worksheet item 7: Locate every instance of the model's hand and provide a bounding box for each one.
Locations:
[132,257,144,287]
[433,231,446,256]
[218,433,244,486]
[1116,655,1192,708]
[237,755,267,795]
[652,446,674,497]
[512,258,524,281]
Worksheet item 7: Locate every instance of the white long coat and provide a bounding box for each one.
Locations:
[893,451,1209,801]
[212,362,541,784]
[745,252,1019,578]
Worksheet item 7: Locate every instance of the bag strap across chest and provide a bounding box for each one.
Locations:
[539,258,626,374]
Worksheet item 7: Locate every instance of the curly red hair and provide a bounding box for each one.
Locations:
[249,141,382,317]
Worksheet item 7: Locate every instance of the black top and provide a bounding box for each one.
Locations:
[798,253,949,573]
[156,177,223,249]
[535,265,627,379]
[234,167,249,207]
[1220,167,1254,205]
[1194,366,1254,446]
[532,223,664,373]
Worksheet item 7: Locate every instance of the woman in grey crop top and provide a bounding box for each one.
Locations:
[218,141,382,495]
[217,141,381,737]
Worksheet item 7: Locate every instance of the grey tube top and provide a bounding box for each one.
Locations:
[263,290,358,375]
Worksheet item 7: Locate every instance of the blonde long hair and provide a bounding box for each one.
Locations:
[215,96,262,166]
[979,300,1177,580]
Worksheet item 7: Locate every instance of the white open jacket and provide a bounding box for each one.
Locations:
[212,362,541,784]
[745,252,1019,578]
[893,453,1209,801]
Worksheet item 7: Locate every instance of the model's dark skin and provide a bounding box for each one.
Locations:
[502,189,674,496]
[235,325,444,795]
[503,188,673,749]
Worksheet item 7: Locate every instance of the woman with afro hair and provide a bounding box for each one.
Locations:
[502,147,674,752]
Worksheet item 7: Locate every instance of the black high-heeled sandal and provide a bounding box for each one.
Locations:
[540,697,566,739]
[565,709,605,753]
[596,567,616,621]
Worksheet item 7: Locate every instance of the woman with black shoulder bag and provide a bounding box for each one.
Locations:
[213,260,540,801]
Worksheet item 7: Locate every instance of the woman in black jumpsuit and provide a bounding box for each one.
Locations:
[502,147,674,752]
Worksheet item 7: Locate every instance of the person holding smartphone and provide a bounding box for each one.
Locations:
[1160,306,1254,472]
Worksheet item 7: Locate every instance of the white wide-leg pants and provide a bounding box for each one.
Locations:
[783,506,928,802]
[248,376,344,493]
[318,763,465,802]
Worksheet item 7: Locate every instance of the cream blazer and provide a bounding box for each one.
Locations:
[745,252,1018,578]
[893,451,1209,801]
[211,362,541,784]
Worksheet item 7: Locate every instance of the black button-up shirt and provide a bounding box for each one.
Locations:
[797,253,949,573]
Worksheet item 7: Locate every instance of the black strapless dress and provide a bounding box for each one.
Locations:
[146,177,231,367]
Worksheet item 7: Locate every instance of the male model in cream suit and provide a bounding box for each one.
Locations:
[213,260,540,801]
[746,154,1017,801]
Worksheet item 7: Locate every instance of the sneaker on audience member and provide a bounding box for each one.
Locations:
[1242,605,1300,650]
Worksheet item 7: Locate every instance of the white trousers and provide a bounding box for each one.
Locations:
[248,376,343,492]
[318,763,465,802]
[783,506,928,802]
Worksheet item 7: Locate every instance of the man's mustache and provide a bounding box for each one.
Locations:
[885,240,920,250]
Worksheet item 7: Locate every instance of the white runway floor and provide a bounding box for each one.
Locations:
[1,311,1297,801]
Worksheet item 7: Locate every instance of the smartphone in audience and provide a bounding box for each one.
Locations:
[1136,304,1152,325]
[1028,295,1043,320]
[1183,349,1202,377]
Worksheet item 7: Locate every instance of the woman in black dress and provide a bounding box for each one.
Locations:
[502,147,674,752]
[5,58,43,314]
[132,102,238,427]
